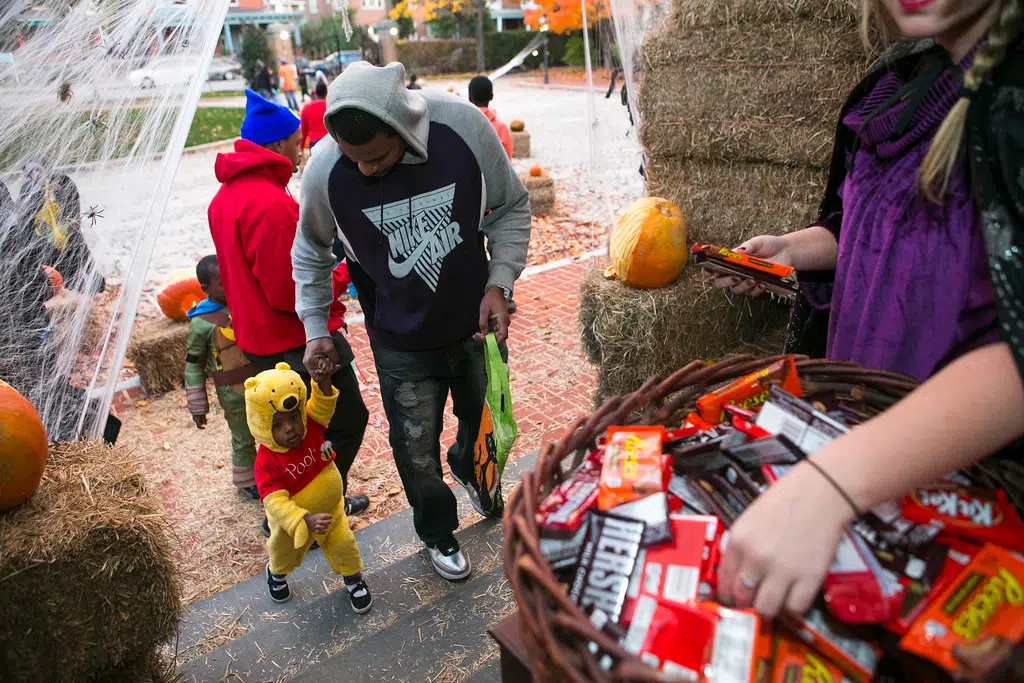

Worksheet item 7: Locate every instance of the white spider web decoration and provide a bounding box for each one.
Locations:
[0,0,228,440]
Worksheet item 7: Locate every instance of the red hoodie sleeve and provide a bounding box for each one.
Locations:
[300,107,310,150]
[241,199,301,314]
[497,121,513,160]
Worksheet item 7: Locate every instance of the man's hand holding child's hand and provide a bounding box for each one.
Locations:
[192,414,207,430]
[305,512,332,535]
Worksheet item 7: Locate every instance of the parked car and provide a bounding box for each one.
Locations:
[208,58,241,81]
[128,55,203,89]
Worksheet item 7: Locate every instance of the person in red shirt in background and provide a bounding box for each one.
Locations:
[299,82,329,175]
[467,75,519,314]
[208,90,370,536]
[468,75,512,159]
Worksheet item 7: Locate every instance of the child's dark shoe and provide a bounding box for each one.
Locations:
[260,517,271,538]
[345,579,372,614]
[240,485,260,501]
[266,564,290,603]
[344,494,370,516]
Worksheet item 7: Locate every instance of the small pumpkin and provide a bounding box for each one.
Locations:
[529,165,543,177]
[41,265,63,295]
[157,273,205,322]
[608,197,687,289]
[510,119,525,132]
[0,380,48,512]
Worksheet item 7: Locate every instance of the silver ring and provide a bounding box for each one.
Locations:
[739,572,760,590]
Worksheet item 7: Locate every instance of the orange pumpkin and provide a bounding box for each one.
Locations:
[529,165,543,177]
[510,119,525,132]
[608,197,687,289]
[0,380,48,512]
[157,276,205,322]
[41,265,63,295]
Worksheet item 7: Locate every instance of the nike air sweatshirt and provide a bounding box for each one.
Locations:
[292,61,531,351]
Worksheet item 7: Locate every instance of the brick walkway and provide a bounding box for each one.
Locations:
[346,257,599,466]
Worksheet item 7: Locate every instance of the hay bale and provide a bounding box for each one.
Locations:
[512,131,531,158]
[645,158,823,245]
[127,318,188,395]
[0,441,182,682]
[521,173,555,216]
[638,21,866,167]
[579,266,790,404]
[669,0,859,29]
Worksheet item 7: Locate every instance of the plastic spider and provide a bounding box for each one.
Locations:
[83,112,107,134]
[83,205,104,228]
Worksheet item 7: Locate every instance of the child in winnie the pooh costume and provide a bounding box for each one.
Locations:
[185,255,258,496]
[246,362,372,612]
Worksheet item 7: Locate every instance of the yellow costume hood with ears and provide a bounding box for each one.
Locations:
[244,362,308,453]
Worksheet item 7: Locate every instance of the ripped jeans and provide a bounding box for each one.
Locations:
[372,336,506,545]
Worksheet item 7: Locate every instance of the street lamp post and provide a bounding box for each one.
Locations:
[540,23,549,85]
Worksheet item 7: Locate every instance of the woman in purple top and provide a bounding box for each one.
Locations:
[707,0,1024,667]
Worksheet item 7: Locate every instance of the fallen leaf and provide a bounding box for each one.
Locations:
[387,487,402,496]
[216,463,225,469]
[162,442,171,451]
[135,400,149,407]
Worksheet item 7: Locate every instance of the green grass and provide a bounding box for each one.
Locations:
[200,90,245,99]
[0,106,242,171]
[184,108,244,147]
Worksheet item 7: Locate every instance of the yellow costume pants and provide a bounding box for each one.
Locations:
[265,466,363,577]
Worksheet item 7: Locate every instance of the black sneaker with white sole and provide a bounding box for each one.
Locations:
[266,564,291,603]
[345,580,373,613]
[344,494,370,516]
[426,534,471,581]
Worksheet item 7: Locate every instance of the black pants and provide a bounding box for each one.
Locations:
[248,332,368,495]
[371,336,506,545]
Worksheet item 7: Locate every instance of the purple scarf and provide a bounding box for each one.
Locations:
[825,54,999,380]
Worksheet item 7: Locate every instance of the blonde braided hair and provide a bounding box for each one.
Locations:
[860,0,1024,203]
[919,0,1023,201]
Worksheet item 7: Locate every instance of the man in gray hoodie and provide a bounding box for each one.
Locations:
[292,62,530,581]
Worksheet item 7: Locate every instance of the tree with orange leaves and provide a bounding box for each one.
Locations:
[390,0,472,28]
[523,0,609,34]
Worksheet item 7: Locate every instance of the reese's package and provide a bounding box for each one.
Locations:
[598,426,666,510]
[900,543,1024,674]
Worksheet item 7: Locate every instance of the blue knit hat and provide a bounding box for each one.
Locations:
[240,89,300,145]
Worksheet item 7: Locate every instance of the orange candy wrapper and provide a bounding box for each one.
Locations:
[598,426,666,510]
[900,543,1024,674]
[696,358,803,426]
[769,631,848,683]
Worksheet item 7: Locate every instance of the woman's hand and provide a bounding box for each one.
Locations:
[717,460,856,618]
[706,235,795,296]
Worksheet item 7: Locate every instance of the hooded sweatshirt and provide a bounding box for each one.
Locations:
[478,106,513,159]
[209,139,344,356]
[293,62,531,351]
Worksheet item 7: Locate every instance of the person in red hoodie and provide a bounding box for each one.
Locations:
[468,76,512,159]
[299,82,329,176]
[208,89,370,530]
[300,82,329,151]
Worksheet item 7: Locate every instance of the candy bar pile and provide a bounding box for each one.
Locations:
[536,357,1024,682]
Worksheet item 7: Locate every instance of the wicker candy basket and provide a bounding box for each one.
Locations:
[502,354,1022,683]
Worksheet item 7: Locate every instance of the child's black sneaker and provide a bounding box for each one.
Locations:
[267,564,290,603]
[344,494,370,516]
[260,517,271,537]
[345,579,372,614]
[240,485,260,501]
